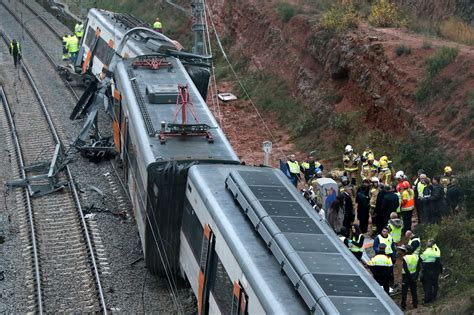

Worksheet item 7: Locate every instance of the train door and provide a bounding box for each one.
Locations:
[122,117,129,184]
[113,88,122,154]
[198,224,216,315]
[232,282,249,315]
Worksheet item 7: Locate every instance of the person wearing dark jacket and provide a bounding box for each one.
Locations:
[367,244,393,293]
[327,195,344,233]
[427,176,447,224]
[342,187,354,233]
[374,184,386,234]
[356,179,371,233]
[446,178,464,213]
[420,240,442,303]
[9,39,21,68]
[400,245,421,310]
[380,185,399,232]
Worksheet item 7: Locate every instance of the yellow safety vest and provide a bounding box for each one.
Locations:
[287,161,299,175]
[75,23,84,38]
[417,182,426,199]
[350,234,363,253]
[388,223,402,243]
[401,189,415,211]
[402,254,419,274]
[9,42,20,53]
[67,36,79,53]
[153,21,162,29]
[300,161,321,170]
[408,237,421,255]
[368,254,393,267]
[377,235,393,255]
[421,244,441,263]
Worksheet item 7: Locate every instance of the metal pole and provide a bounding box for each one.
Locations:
[263,141,272,166]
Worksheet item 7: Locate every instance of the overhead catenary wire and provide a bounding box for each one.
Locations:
[204,2,287,160]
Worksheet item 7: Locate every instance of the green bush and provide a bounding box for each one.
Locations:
[368,0,401,27]
[320,4,358,31]
[426,46,459,77]
[394,44,411,56]
[276,3,297,23]
[328,111,362,131]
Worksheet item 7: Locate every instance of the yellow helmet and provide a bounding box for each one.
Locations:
[367,153,375,161]
[444,166,452,173]
[380,155,388,163]
[380,160,388,168]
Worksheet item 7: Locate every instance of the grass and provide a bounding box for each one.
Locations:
[440,18,474,46]
[276,2,297,23]
[415,46,459,103]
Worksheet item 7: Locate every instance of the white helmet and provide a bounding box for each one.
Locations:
[371,177,379,183]
[395,170,405,179]
[344,145,353,153]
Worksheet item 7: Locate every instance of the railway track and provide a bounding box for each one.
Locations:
[0,31,106,313]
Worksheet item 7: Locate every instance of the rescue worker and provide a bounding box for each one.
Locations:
[349,224,364,261]
[387,212,403,243]
[378,156,392,185]
[67,34,79,63]
[9,39,21,68]
[74,21,84,41]
[400,245,421,310]
[373,226,396,262]
[153,17,163,33]
[395,170,406,192]
[446,178,464,214]
[367,243,393,294]
[337,226,350,247]
[369,177,380,235]
[286,154,300,187]
[400,180,415,232]
[62,33,71,61]
[300,152,323,183]
[420,239,442,304]
[342,144,360,186]
[405,230,421,255]
[414,172,427,224]
[362,145,373,160]
[441,166,454,193]
[360,154,379,181]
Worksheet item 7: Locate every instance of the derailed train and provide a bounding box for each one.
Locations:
[74,8,402,314]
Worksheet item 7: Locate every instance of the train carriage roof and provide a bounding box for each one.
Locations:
[189,165,402,315]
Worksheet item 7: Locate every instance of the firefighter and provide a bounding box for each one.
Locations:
[153,17,163,33]
[360,154,379,181]
[9,39,21,68]
[342,145,360,186]
[378,156,392,185]
[441,166,454,193]
[74,21,84,41]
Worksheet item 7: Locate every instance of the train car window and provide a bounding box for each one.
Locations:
[95,37,108,63]
[232,282,249,315]
[210,257,233,313]
[84,26,95,48]
[181,198,203,261]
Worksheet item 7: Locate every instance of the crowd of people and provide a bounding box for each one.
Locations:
[284,144,463,311]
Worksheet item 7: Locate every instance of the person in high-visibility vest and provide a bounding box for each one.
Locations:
[405,230,421,255]
[367,243,393,293]
[62,34,71,61]
[342,144,360,186]
[349,224,364,261]
[300,153,323,183]
[286,154,300,187]
[67,35,79,63]
[400,245,421,311]
[400,180,415,233]
[388,212,403,243]
[420,239,442,304]
[9,39,21,68]
[153,17,163,33]
[414,171,427,224]
[74,22,84,40]
[373,226,396,262]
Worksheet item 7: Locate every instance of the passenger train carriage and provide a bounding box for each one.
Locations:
[73,8,402,314]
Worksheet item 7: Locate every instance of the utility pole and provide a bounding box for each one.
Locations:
[191,0,206,56]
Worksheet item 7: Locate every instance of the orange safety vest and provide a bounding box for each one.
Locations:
[401,189,415,211]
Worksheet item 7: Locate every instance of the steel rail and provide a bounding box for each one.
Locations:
[22,1,63,39]
[0,1,79,100]
[0,28,107,314]
[0,85,44,314]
